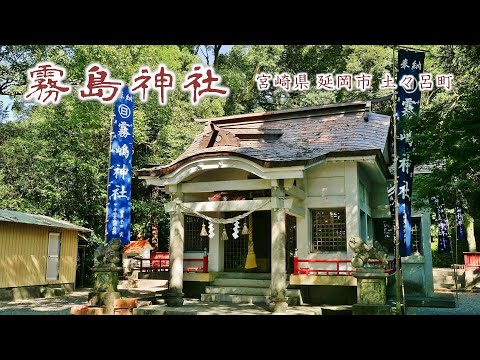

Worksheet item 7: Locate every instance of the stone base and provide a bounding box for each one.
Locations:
[402,254,426,297]
[269,298,288,313]
[165,292,184,307]
[352,304,392,315]
[41,287,66,298]
[88,291,121,315]
[354,268,388,305]
[0,283,74,301]
[93,268,121,292]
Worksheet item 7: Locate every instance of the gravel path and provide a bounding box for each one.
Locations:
[409,291,480,315]
[1,289,480,315]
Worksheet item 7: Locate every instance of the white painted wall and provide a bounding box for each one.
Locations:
[173,158,403,276]
[296,161,353,272]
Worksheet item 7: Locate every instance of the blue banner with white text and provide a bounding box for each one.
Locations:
[396,49,425,257]
[431,196,451,253]
[456,198,464,242]
[105,87,134,245]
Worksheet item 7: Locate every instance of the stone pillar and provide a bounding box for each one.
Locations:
[166,190,185,307]
[419,210,434,297]
[345,162,360,259]
[270,182,288,313]
[402,254,426,297]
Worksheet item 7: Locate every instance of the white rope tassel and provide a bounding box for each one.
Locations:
[179,199,270,224]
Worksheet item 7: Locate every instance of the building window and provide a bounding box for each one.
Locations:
[311,209,347,252]
[360,210,367,242]
[411,218,422,254]
[373,217,422,255]
[46,232,61,281]
[373,218,395,254]
[184,215,209,252]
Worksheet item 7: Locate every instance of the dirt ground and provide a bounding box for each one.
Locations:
[0,288,90,315]
[1,289,479,315]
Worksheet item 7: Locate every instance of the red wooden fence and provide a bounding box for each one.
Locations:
[464,252,480,270]
[136,252,208,273]
[293,257,395,276]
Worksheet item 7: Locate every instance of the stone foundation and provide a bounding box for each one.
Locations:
[87,267,122,314]
[0,283,74,301]
[353,268,391,315]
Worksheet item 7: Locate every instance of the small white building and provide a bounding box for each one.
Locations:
[136,100,434,312]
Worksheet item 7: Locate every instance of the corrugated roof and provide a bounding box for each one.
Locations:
[0,210,92,232]
[136,100,391,177]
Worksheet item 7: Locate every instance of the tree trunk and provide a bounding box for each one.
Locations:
[213,45,222,70]
[465,213,477,252]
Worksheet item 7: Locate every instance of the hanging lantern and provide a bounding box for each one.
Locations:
[241,221,249,235]
[221,227,229,241]
[200,221,208,237]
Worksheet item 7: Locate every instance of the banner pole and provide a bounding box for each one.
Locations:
[392,45,403,315]
[454,210,459,306]
[104,109,114,243]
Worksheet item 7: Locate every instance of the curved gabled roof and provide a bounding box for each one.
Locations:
[136,100,392,178]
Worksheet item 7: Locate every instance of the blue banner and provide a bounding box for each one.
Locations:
[456,198,464,241]
[431,196,451,253]
[396,49,425,257]
[106,87,134,245]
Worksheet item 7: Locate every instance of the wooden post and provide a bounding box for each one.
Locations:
[203,250,208,273]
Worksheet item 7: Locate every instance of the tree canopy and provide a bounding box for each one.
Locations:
[0,44,478,254]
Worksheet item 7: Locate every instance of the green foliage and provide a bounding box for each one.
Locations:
[1,44,478,273]
[218,45,395,114]
[409,45,480,226]
[0,45,204,249]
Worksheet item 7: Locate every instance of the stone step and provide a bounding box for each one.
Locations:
[216,272,271,280]
[213,278,272,288]
[443,275,462,281]
[442,281,459,287]
[437,283,458,289]
[433,269,456,276]
[205,286,301,298]
[433,274,454,281]
[201,293,299,306]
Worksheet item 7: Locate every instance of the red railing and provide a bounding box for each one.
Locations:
[464,252,480,271]
[135,252,208,273]
[293,257,395,276]
[184,256,209,273]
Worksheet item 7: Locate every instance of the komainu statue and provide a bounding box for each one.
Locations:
[348,236,388,269]
[94,238,122,268]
